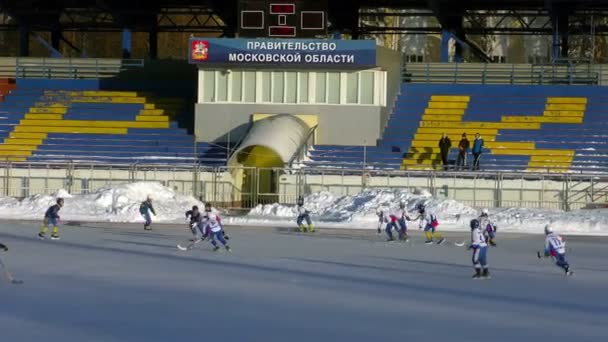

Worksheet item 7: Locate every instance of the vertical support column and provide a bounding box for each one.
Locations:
[149,28,158,59]
[19,25,30,57]
[50,29,62,58]
[51,29,61,51]
[122,28,132,59]
[559,13,569,58]
[454,41,463,63]
[441,30,451,62]
[551,9,570,60]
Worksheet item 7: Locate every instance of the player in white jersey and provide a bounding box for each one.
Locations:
[478,208,497,246]
[538,225,572,276]
[469,219,490,279]
[394,201,411,241]
[296,196,315,233]
[201,203,231,252]
[413,204,445,244]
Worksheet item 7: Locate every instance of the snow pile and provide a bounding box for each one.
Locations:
[0,182,203,223]
[0,182,606,235]
[228,188,608,235]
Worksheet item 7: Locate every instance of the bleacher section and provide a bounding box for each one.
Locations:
[0,87,227,165]
[305,84,608,173]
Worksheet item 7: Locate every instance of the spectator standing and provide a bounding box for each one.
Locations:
[438,133,452,170]
[472,133,484,171]
[456,133,470,170]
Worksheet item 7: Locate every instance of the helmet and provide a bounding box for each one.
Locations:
[147,195,152,201]
[376,208,384,216]
[204,203,212,212]
[399,200,406,209]
[192,205,199,211]
[544,225,553,235]
[470,219,480,230]
[416,203,425,213]
[481,208,489,217]
[297,196,304,206]
[57,198,64,206]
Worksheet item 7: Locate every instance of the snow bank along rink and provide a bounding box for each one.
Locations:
[0,182,606,236]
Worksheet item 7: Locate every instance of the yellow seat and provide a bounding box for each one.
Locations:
[29,107,68,114]
[545,103,586,111]
[428,102,469,109]
[0,150,32,156]
[421,115,464,121]
[543,110,585,117]
[501,116,582,124]
[24,114,64,120]
[3,138,44,145]
[417,128,499,136]
[424,108,465,115]
[0,144,38,151]
[430,95,470,102]
[9,132,48,139]
[135,116,169,122]
[547,97,587,104]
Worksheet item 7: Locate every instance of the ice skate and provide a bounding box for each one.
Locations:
[213,245,220,252]
[38,232,46,240]
[482,269,491,279]
[436,238,446,245]
[425,240,433,244]
[50,233,60,240]
[472,269,482,279]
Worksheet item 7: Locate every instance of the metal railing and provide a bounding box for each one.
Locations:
[14,58,144,79]
[402,62,604,85]
[0,161,607,211]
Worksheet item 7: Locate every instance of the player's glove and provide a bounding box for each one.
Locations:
[0,243,7,252]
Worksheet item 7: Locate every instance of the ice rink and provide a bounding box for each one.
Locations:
[0,221,606,342]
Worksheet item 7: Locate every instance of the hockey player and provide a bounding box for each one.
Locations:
[395,200,411,241]
[201,204,231,252]
[38,198,64,240]
[185,205,204,241]
[539,225,573,276]
[414,204,445,244]
[469,219,490,279]
[139,196,156,231]
[478,208,497,246]
[296,196,315,233]
[377,207,399,241]
[203,203,229,240]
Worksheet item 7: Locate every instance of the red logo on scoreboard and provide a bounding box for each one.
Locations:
[191,40,209,61]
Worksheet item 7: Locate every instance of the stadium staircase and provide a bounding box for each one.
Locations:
[305,84,608,173]
[0,87,227,164]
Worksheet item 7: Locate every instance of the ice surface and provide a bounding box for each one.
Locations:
[0,223,606,341]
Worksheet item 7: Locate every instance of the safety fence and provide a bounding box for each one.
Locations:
[0,161,607,211]
[0,57,144,79]
[401,62,607,85]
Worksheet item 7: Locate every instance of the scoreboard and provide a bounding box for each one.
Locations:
[238,0,328,38]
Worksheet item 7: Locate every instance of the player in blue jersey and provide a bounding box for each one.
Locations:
[538,225,573,276]
[139,196,156,231]
[469,219,490,279]
[38,198,64,240]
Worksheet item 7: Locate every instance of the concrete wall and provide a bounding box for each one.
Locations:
[376,46,402,137]
[195,103,382,146]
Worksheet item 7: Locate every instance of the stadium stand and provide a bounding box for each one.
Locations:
[0,83,227,165]
[306,84,608,173]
